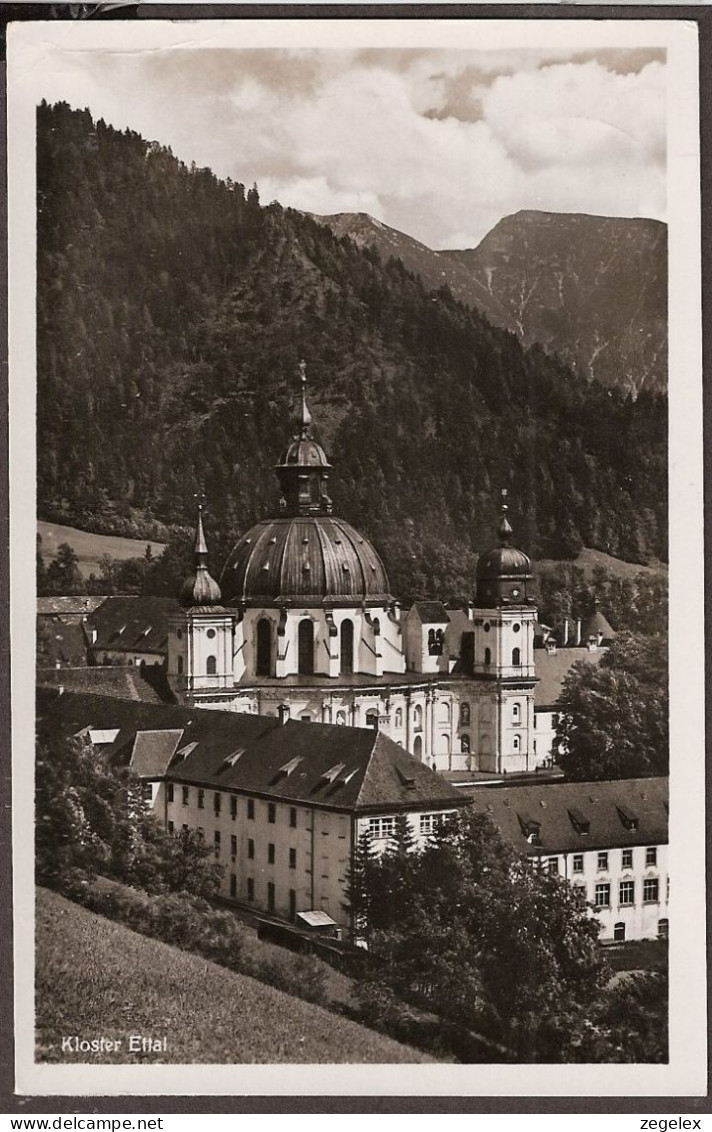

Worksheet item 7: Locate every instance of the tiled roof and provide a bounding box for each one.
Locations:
[37,666,176,705]
[472,777,668,855]
[37,690,464,814]
[409,601,450,625]
[534,647,605,710]
[88,596,178,655]
[582,610,616,641]
[37,596,109,617]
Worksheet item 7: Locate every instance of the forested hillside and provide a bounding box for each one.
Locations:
[37,101,668,569]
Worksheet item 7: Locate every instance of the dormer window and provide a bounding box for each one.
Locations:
[568,808,590,836]
[617,805,639,831]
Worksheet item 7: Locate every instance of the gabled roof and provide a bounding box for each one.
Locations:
[534,647,605,710]
[37,690,464,814]
[409,601,450,625]
[130,729,184,778]
[36,619,89,667]
[87,596,178,655]
[473,778,668,855]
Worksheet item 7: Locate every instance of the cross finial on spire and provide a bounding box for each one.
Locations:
[192,492,208,556]
[498,487,513,545]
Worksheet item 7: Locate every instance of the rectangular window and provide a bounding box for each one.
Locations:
[267,882,275,912]
[419,813,442,836]
[268,803,276,824]
[247,799,255,820]
[268,843,275,865]
[622,848,633,869]
[167,784,174,803]
[289,848,297,870]
[594,883,611,908]
[230,796,237,821]
[619,880,635,906]
[289,889,296,921]
[214,831,221,856]
[546,857,559,875]
[231,835,237,857]
[182,823,188,833]
[643,878,659,904]
[290,807,297,829]
[214,792,221,815]
[247,839,254,860]
[247,878,254,902]
[368,816,396,839]
[182,786,189,806]
[572,854,584,873]
[230,874,237,898]
[167,820,174,834]
[198,789,204,809]
[573,883,587,905]
[597,852,608,871]
[646,846,658,866]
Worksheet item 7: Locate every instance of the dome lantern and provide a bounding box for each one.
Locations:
[274,362,333,518]
[475,489,533,607]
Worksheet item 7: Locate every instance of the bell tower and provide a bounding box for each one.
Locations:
[472,492,538,774]
[168,506,235,702]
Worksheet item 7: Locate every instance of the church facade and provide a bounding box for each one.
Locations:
[167,369,547,776]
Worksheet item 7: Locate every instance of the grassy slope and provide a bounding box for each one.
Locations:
[37,521,166,577]
[36,888,432,1064]
[535,546,667,582]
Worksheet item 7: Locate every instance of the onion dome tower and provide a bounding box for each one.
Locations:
[180,505,223,607]
[475,490,534,607]
[168,506,235,700]
[472,491,537,775]
[219,363,403,681]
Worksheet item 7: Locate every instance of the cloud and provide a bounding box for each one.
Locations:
[34,45,667,249]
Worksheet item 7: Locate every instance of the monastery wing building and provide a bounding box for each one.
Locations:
[167,369,553,776]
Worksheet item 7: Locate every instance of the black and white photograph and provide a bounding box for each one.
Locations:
[7,14,706,1097]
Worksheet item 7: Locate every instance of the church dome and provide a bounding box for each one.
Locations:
[476,545,532,580]
[220,514,392,606]
[278,437,330,468]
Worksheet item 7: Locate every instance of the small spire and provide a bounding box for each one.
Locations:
[298,359,312,439]
[498,488,513,545]
[194,502,208,558]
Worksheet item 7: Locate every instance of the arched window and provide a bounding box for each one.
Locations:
[177,655,183,675]
[372,617,380,636]
[366,709,379,730]
[440,701,451,725]
[513,734,521,753]
[512,647,521,667]
[460,703,470,726]
[440,734,450,755]
[256,618,271,676]
[461,734,470,754]
[428,629,436,655]
[298,618,314,675]
[435,628,444,655]
[340,618,354,675]
[484,647,492,666]
[614,922,626,942]
[413,735,423,761]
[658,918,669,940]
[206,655,217,676]
[395,707,403,728]
[512,702,521,723]
[413,704,423,730]
[336,710,346,726]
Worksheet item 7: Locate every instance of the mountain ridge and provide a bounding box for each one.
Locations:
[312,209,667,396]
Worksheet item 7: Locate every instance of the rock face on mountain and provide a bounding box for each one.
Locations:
[445,212,667,397]
[314,210,668,396]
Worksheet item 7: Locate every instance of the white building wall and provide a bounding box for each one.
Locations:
[540,843,669,942]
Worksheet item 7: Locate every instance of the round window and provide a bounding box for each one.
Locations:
[483,622,490,633]
[512,588,520,598]
[513,623,521,633]
[207,628,216,640]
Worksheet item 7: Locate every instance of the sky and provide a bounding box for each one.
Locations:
[35,44,666,248]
